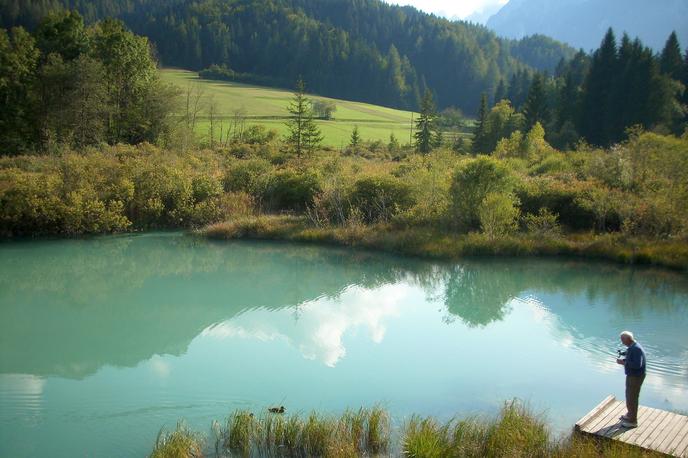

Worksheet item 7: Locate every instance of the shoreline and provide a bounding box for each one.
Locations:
[200,215,688,273]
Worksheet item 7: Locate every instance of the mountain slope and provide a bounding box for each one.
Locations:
[487,0,688,51]
[1,0,575,114]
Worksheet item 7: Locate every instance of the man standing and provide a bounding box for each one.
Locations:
[616,331,646,428]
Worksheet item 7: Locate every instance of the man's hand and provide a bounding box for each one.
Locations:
[616,358,625,365]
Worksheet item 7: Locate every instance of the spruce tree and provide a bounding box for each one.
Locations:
[350,125,361,153]
[286,78,321,157]
[579,28,617,146]
[414,89,437,155]
[472,93,489,154]
[660,31,683,80]
[557,71,578,130]
[522,73,548,129]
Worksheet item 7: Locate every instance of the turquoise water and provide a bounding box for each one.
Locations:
[0,233,687,457]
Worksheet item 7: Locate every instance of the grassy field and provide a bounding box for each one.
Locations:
[160,68,422,147]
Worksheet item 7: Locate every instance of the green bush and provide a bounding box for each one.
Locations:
[478,192,521,239]
[620,196,682,237]
[0,146,234,235]
[349,175,415,224]
[222,158,271,196]
[516,177,598,231]
[449,156,515,230]
[523,208,562,238]
[263,168,322,211]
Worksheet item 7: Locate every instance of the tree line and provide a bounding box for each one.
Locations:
[1,0,575,114]
[474,29,688,150]
[0,10,177,153]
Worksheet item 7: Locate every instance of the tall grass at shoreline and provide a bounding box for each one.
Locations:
[149,402,663,457]
[201,215,688,271]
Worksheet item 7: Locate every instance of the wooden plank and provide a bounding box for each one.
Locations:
[637,409,671,448]
[586,401,625,433]
[648,413,687,454]
[575,395,616,431]
[662,415,688,456]
[673,422,688,458]
[643,413,681,452]
[584,401,619,432]
[622,406,661,446]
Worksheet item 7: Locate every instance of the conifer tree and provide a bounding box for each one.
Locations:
[557,71,578,130]
[660,31,683,80]
[350,125,361,153]
[472,92,490,154]
[286,78,321,157]
[522,73,549,129]
[414,89,437,155]
[579,28,617,146]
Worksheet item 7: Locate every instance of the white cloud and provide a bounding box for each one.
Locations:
[384,0,508,20]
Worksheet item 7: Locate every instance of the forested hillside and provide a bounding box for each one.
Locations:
[0,0,575,113]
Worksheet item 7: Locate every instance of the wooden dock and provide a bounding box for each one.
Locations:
[575,395,688,457]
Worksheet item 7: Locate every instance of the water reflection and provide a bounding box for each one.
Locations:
[1,234,687,379]
[203,283,410,367]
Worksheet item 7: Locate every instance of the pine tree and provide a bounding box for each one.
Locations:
[660,31,683,80]
[286,78,321,157]
[472,92,489,154]
[350,125,361,153]
[522,73,548,129]
[414,89,437,155]
[557,71,578,130]
[433,129,444,149]
[579,28,618,146]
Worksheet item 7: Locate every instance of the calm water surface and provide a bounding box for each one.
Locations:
[1,233,687,456]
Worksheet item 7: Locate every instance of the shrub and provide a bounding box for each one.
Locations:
[263,168,322,211]
[620,196,681,237]
[516,177,596,231]
[524,208,562,238]
[222,158,271,196]
[306,185,349,227]
[478,192,521,239]
[349,175,415,224]
[242,125,277,145]
[449,156,515,230]
[0,169,65,235]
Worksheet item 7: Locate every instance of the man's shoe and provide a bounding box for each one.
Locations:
[621,420,638,428]
[619,414,630,421]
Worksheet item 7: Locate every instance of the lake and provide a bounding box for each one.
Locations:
[1,233,687,457]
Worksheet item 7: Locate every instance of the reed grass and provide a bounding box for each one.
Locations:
[149,422,204,458]
[151,403,665,457]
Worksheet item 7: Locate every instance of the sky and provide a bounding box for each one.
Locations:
[384,0,509,22]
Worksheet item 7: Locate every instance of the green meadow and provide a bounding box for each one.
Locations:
[160,68,419,147]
